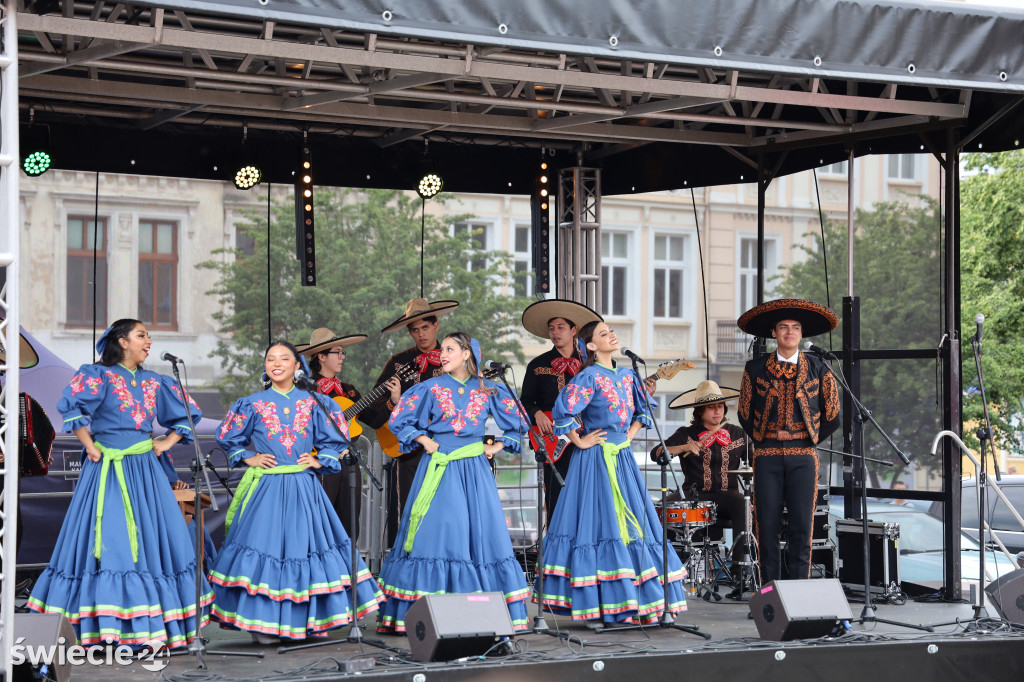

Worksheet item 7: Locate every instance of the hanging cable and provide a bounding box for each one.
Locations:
[266,182,272,347]
[811,168,834,351]
[689,189,711,380]
[92,172,100,362]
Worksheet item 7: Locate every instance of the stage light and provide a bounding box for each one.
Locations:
[531,149,552,294]
[22,150,52,176]
[294,139,316,286]
[418,173,443,199]
[234,165,261,190]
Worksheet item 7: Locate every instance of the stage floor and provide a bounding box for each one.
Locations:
[44,588,1024,682]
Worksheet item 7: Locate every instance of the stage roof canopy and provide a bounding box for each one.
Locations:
[14,0,1024,193]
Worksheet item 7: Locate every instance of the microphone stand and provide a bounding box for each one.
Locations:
[811,351,932,632]
[488,366,570,640]
[165,358,262,667]
[201,448,235,497]
[593,354,706,639]
[968,330,996,618]
[279,382,394,655]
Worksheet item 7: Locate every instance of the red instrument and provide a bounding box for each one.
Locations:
[656,500,717,528]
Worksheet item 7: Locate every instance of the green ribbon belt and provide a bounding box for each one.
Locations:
[93,439,153,562]
[601,440,644,545]
[224,463,308,533]
[404,441,485,553]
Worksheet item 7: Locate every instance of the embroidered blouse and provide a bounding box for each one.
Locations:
[58,363,201,451]
[217,386,352,473]
[388,373,527,455]
[551,363,655,440]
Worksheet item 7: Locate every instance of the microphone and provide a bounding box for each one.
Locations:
[484,360,510,372]
[974,313,984,354]
[161,351,182,364]
[620,347,645,364]
[293,369,317,392]
[802,341,836,359]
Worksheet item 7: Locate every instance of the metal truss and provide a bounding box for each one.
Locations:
[12,1,970,156]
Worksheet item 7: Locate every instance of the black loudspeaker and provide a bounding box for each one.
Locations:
[405,592,515,662]
[985,569,1024,624]
[749,579,853,641]
[13,613,77,682]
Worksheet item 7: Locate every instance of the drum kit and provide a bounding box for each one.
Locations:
[654,466,760,601]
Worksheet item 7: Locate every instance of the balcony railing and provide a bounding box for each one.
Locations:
[715,319,753,363]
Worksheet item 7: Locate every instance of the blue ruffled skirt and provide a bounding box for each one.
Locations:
[28,450,213,649]
[535,443,687,623]
[376,453,530,633]
[209,471,384,639]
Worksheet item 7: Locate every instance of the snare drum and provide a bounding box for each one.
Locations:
[656,500,717,527]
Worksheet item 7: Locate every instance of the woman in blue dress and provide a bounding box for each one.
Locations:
[209,341,384,644]
[536,321,687,625]
[28,319,212,649]
[377,332,530,634]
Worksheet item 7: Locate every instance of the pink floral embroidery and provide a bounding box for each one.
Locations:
[280,431,297,453]
[330,412,351,440]
[219,411,246,439]
[500,398,518,414]
[104,371,153,429]
[292,398,315,437]
[106,372,135,413]
[428,385,492,436]
[86,377,102,394]
[594,375,630,428]
[141,379,159,413]
[463,390,489,425]
[69,373,85,395]
[171,384,201,410]
[564,383,594,412]
[253,401,284,438]
[431,386,457,420]
[389,394,420,425]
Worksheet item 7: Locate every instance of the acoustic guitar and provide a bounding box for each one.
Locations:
[329,362,419,443]
[527,358,696,462]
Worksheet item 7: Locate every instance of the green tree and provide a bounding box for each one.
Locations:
[960,151,1024,455]
[774,198,946,485]
[199,187,531,408]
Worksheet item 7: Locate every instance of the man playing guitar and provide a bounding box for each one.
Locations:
[520,299,602,524]
[361,298,459,547]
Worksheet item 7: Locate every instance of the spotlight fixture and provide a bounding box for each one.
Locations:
[22,150,52,177]
[417,173,443,199]
[531,151,552,294]
[294,141,316,286]
[234,165,261,190]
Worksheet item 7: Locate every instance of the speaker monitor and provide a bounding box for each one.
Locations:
[749,579,853,641]
[405,592,515,662]
[13,613,77,682]
[985,569,1024,624]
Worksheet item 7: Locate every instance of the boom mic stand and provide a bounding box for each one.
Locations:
[280,382,396,655]
[813,351,932,632]
[968,327,997,619]
[593,353,707,639]
[488,365,571,641]
[164,357,262,668]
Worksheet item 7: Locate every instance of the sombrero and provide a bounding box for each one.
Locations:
[298,328,368,357]
[0,330,40,369]
[737,298,838,338]
[521,298,603,339]
[381,298,459,334]
[669,380,740,410]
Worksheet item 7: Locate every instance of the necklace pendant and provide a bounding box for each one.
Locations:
[616,381,622,389]
[130,379,138,387]
[283,406,291,415]
[458,387,465,395]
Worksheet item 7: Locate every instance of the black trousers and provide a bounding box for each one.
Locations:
[752,451,819,583]
[319,461,363,542]
[542,449,574,526]
[384,448,424,548]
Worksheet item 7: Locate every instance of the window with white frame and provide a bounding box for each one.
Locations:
[820,161,848,176]
[513,224,532,298]
[138,219,179,330]
[653,234,687,319]
[887,154,918,180]
[453,221,490,272]
[738,236,779,315]
[67,216,109,328]
[601,231,629,317]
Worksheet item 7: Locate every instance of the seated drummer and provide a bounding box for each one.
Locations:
[650,381,748,586]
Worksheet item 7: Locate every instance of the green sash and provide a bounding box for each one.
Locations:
[601,440,643,544]
[224,464,308,533]
[404,441,486,553]
[93,439,153,562]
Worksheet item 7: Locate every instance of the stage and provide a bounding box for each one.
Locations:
[47,590,1024,682]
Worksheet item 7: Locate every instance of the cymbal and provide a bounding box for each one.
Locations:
[725,468,754,476]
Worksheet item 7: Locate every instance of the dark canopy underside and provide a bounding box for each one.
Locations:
[14,0,1024,193]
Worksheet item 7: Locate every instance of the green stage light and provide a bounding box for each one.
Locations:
[22,150,52,176]
[234,165,261,190]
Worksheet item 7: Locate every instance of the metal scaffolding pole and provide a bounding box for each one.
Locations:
[0,1,22,679]
[556,164,601,308]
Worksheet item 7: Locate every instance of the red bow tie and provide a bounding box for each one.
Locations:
[551,357,582,377]
[415,349,442,373]
[316,377,344,396]
[698,428,732,448]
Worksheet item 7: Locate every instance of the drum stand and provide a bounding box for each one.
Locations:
[727,472,759,600]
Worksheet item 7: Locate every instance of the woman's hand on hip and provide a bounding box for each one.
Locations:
[244,452,277,469]
[298,452,322,470]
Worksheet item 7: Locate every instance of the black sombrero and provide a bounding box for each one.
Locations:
[737,298,838,338]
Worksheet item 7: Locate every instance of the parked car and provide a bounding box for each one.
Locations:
[830,502,1019,584]
[929,475,1024,555]
[503,503,539,549]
